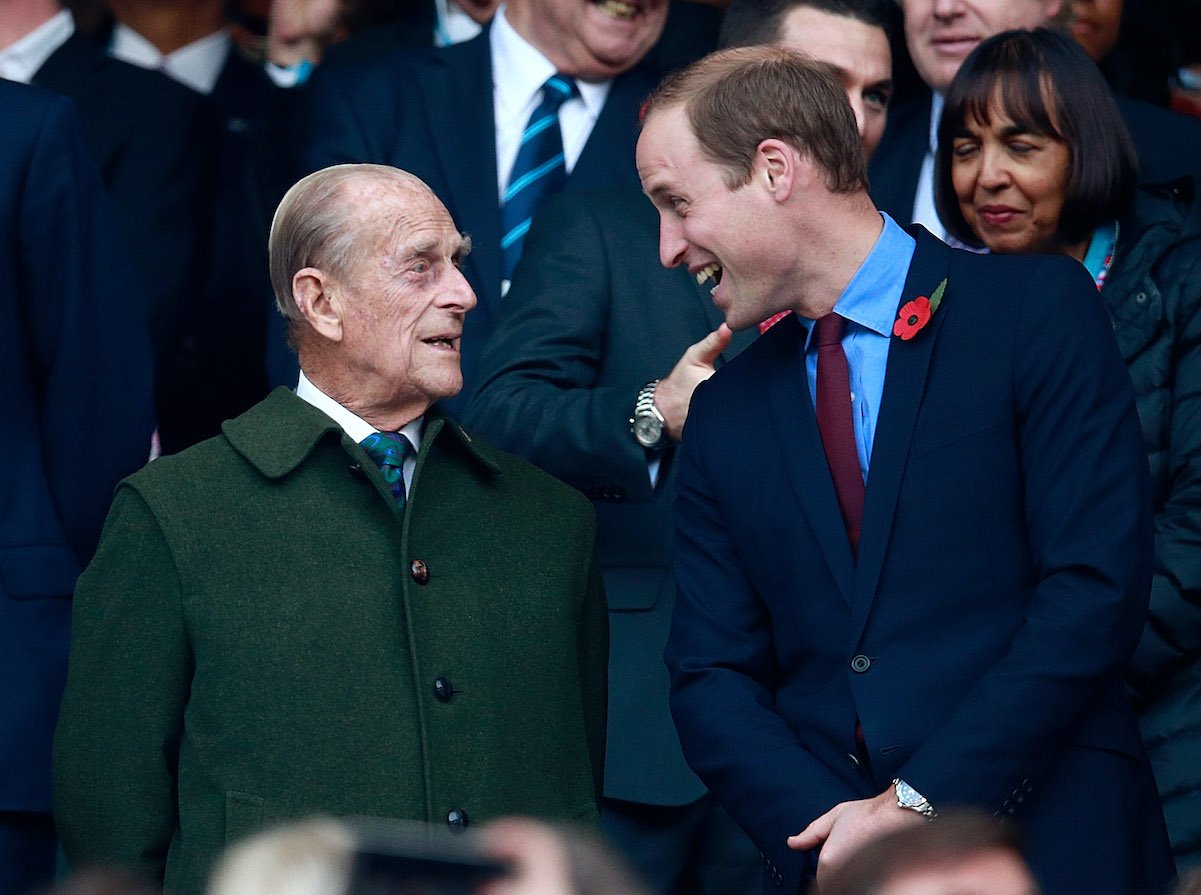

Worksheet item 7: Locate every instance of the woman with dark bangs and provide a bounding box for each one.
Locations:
[934,26,1201,872]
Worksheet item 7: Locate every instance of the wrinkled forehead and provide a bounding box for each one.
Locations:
[345,178,463,250]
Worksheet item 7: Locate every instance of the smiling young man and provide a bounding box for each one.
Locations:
[639,46,1174,895]
[53,164,609,895]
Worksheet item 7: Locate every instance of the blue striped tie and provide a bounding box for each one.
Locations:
[501,74,578,281]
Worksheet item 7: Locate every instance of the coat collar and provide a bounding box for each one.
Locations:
[224,388,503,480]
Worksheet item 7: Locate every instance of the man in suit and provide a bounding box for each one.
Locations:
[301,0,673,417]
[0,78,154,895]
[870,0,1201,237]
[53,164,608,895]
[639,46,1174,894]
[0,0,216,453]
[466,4,895,891]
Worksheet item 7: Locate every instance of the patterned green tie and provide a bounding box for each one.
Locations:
[359,431,415,508]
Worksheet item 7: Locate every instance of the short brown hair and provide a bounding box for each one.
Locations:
[641,45,867,193]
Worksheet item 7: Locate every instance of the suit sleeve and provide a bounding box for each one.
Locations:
[53,486,191,884]
[464,195,659,499]
[896,257,1154,807]
[668,381,856,890]
[21,93,155,563]
[1131,243,1201,689]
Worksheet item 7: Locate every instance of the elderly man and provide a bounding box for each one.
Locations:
[639,47,1173,894]
[53,164,608,895]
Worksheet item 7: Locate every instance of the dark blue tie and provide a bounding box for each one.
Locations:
[359,431,415,509]
[501,74,578,281]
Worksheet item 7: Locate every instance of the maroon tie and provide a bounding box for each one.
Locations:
[815,313,865,552]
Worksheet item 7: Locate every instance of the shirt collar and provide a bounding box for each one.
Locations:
[434,0,486,46]
[109,23,230,94]
[0,9,73,84]
[801,213,918,344]
[490,4,607,121]
[295,371,425,450]
[927,91,945,155]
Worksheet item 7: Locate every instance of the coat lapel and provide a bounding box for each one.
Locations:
[849,229,952,637]
[766,317,856,605]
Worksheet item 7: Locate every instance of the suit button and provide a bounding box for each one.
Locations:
[433,676,454,703]
[1022,778,1034,792]
[850,655,871,673]
[411,559,430,584]
[447,808,469,830]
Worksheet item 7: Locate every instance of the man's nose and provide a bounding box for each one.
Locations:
[658,217,688,269]
[444,264,477,311]
[932,0,963,19]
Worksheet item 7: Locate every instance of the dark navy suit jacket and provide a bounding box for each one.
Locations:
[666,228,1175,894]
[301,26,659,417]
[0,79,154,812]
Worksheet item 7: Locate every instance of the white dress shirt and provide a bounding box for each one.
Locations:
[911,91,947,239]
[296,372,424,494]
[490,4,609,201]
[109,24,230,95]
[435,0,486,46]
[0,10,73,83]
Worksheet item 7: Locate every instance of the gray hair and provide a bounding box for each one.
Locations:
[268,163,420,325]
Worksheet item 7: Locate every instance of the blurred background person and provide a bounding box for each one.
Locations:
[870,0,1201,240]
[820,811,1040,895]
[935,26,1201,873]
[0,78,154,895]
[0,0,216,455]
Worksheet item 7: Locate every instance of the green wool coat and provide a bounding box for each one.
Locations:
[53,388,608,894]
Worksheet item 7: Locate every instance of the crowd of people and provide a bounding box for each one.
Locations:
[3,0,1201,893]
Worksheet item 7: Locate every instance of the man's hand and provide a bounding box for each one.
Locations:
[787,789,924,886]
[656,324,733,441]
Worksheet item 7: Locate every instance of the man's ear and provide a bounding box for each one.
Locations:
[293,267,344,343]
[754,139,803,202]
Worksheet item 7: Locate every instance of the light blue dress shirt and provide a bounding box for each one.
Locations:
[799,213,916,480]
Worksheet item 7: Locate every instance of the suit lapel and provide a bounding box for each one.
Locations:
[766,317,856,605]
[413,31,502,309]
[569,65,657,191]
[849,229,952,637]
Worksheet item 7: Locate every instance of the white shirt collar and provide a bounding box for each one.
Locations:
[927,91,945,155]
[490,4,608,129]
[0,9,74,84]
[109,23,230,95]
[295,371,425,451]
[434,0,486,46]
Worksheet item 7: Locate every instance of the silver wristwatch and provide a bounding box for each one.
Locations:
[630,379,666,450]
[893,778,937,819]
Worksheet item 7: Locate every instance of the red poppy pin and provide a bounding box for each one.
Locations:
[893,278,948,341]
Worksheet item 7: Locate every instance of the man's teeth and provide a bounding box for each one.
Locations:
[695,263,721,286]
[597,0,637,18]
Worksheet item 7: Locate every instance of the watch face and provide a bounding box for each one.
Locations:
[634,414,663,447]
[895,780,923,807]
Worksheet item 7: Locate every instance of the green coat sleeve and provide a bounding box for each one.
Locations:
[54,485,192,884]
[579,540,609,805]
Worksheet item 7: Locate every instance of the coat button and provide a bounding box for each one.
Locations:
[447,808,469,830]
[411,559,430,584]
[433,676,454,703]
[1136,291,1147,304]
[850,654,872,673]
